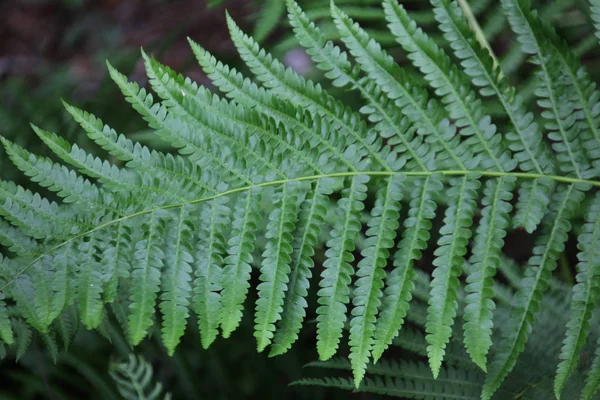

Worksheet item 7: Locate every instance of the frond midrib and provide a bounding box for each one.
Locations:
[3,168,598,292]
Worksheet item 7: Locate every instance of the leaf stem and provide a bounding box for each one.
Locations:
[1,169,598,291]
[457,0,501,71]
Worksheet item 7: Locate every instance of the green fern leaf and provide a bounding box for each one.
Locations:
[555,192,600,397]
[253,0,286,42]
[463,176,515,371]
[77,233,105,329]
[317,175,369,360]
[220,189,262,337]
[330,3,473,171]
[427,175,479,378]
[582,337,600,400]
[349,174,404,385]
[128,212,166,345]
[269,179,333,356]
[371,175,442,363]
[159,206,195,355]
[194,194,230,349]
[482,183,587,400]
[255,181,302,352]
[383,0,514,173]
[0,294,14,345]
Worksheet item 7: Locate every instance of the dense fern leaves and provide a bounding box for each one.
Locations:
[1,0,600,399]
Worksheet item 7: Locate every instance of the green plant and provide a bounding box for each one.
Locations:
[1,0,600,399]
[109,354,171,400]
[297,259,600,399]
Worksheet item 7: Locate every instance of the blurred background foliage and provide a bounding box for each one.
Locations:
[1,0,600,398]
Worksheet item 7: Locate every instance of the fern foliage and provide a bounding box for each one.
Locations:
[109,354,171,400]
[1,0,600,399]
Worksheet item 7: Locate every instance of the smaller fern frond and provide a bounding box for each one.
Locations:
[253,0,286,42]
[109,354,171,400]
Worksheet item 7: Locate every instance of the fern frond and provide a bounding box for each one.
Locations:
[193,195,230,349]
[128,212,166,345]
[159,206,195,355]
[225,12,388,171]
[109,354,171,400]
[427,174,479,377]
[253,0,286,42]
[0,294,14,345]
[330,4,474,171]
[1,1,600,397]
[317,175,368,360]
[371,175,442,362]
[555,191,600,397]
[220,189,262,337]
[431,0,555,232]
[501,0,591,179]
[383,0,514,173]
[294,363,483,399]
[463,176,515,371]
[582,337,600,400]
[255,181,302,352]
[349,174,404,385]
[482,183,587,400]
[269,178,333,356]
